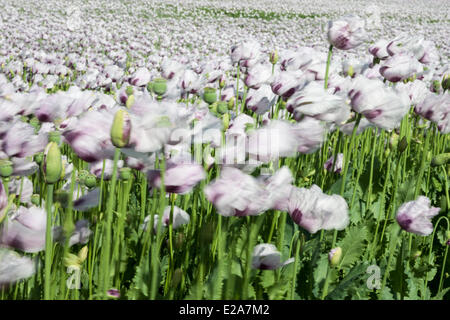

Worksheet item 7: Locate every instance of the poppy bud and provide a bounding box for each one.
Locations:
[398,136,408,153]
[442,75,450,92]
[219,77,226,89]
[431,153,450,166]
[413,250,422,259]
[78,246,88,263]
[389,132,399,150]
[43,142,62,184]
[203,87,217,105]
[152,78,167,96]
[110,109,131,148]
[432,80,441,93]
[227,97,235,110]
[269,50,278,65]
[125,95,135,109]
[222,113,230,131]
[329,247,342,267]
[172,268,183,288]
[0,160,13,178]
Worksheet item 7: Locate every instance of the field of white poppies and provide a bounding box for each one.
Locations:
[0,0,449,301]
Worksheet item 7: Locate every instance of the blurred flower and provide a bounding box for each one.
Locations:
[414,92,449,134]
[368,39,390,60]
[244,63,273,89]
[287,81,351,125]
[324,153,344,173]
[379,53,423,82]
[349,76,410,130]
[0,248,35,287]
[245,85,277,115]
[287,185,349,234]
[396,196,440,236]
[129,67,151,87]
[231,40,261,65]
[252,244,294,270]
[327,15,367,50]
[145,206,190,231]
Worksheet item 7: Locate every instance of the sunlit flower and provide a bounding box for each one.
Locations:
[396,196,440,236]
[252,244,294,270]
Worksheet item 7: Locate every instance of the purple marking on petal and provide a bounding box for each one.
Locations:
[364,109,382,120]
[283,87,296,98]
[291,208,303,225]
[397,214,412,231]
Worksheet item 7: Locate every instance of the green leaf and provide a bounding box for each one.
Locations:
[326,263,368,300]
[337,225,369,269]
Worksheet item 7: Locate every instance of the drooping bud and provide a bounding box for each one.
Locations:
[152,78,167,96]
[203,87,217,105]
[43,142,62,184]
[222,113,230,130]
[328,247,342,267]
[0,160,13,178]
[227,97,235,110]
[218,76,226,89]
[431,153,450,166]
[110,109,131,148]
[31,194,40,206]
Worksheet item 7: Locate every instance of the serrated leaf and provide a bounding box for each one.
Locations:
[337,225,369,269]
[326,262,368,300]
[260,270,275,289]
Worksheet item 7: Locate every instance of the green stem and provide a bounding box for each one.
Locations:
[44,183,54,300]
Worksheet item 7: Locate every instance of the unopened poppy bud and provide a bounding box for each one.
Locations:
[389,132,399,150]
[43,142,62,184]
[398,136,408,153]
[125,86,134,96]
[152,78,167,96]
[172,268,183,288]
[48,131,61,144]
[219,77,226,89]
[442,75,450,92]
[432,80,441,93]
[203,87,217,105]
[431,153,450,166]
[78,170,89,185]
[84,174,97,188]
[328,247,342,267]
[347,65,354,77]
[269,50,278,65]
[125,95,135,109]
[217,102,228,115]
[227,97,235,110]
[31,194,40,206]
[111,109,131,148]
[0,160,13,178]
[413,250,422,259]
[222,113,230,130]
[119,167,132,181]
[78,246,88,263]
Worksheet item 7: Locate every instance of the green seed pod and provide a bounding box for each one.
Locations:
[48,131,61,144]
[31,194,40,206]
[0,160,13,178]
[29,117,40,133]
[78,170,89,185]
[152,78,167,96]
[329,247,342,267]
[125,86,134,96]
[203,87,217,105]
[431,153,450,166]
[269,50,278,65]
[209,102,218,115]
[84,174,97,188]
[217,102,228,115]
[42,142,62,184]
[440,195,448,213]
[146,82,153,93]
[111,109,132,148]
[119,167,132,181]
[398,136,408,153]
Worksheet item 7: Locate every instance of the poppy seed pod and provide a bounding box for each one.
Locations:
[43,142,62,184]
[217,102,228,115]
[329,247,342,267]
[203,87,217,105]
[119,167,132,181]
[269,50,278,65]
[110,109,131,148]
[152,78,167,96]
[84,174,97,188]
[0,160,13,178]
[125,94,135,109]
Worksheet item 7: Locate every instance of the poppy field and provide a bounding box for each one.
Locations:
[0,0,449,300]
